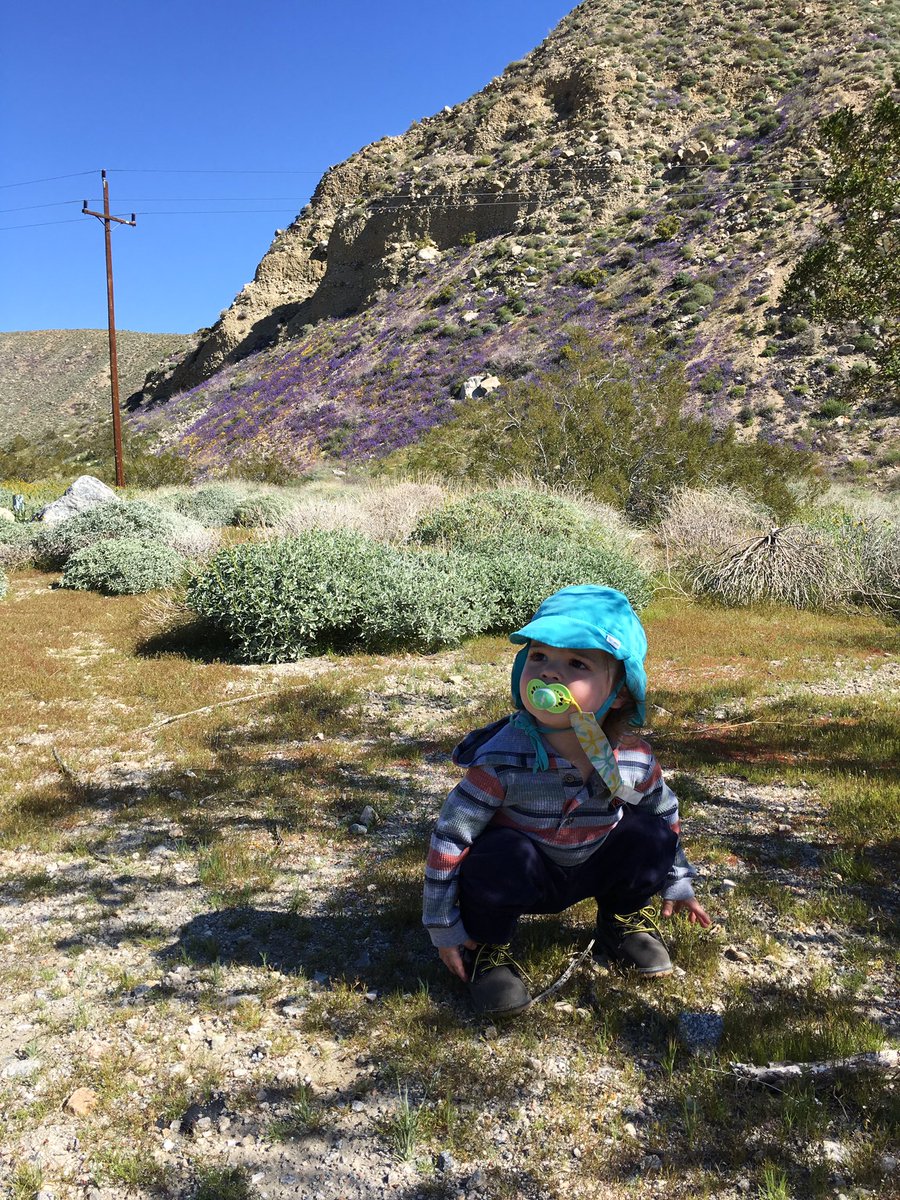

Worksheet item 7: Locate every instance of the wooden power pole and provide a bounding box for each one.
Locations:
[82,171,136,488]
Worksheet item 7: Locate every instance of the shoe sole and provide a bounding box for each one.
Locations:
[473,998,532,1018]
[593,951,673,978]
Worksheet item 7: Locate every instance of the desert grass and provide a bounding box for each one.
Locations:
[0,567,897,1199]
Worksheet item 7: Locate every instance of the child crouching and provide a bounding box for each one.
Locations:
[423,584,710,1016]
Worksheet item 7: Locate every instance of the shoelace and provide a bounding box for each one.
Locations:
[613,905,670,947]
[472,943,532,985]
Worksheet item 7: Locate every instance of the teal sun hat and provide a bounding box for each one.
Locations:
[509,584,648,725]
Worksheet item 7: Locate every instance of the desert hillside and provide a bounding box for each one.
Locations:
[128,0,898,481]
[0,329,195,446]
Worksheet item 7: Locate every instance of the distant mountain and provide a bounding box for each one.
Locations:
[131,0,899,480]
[1,329,195,445]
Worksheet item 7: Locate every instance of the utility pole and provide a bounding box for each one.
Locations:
[82,171,136,488]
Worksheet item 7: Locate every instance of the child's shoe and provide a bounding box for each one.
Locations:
[462,943,531,1016]
[594,905,672,977]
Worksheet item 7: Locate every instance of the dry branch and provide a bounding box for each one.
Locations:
[731,1048,899,1087]
[139,689,283,734]
[532,939,596,1004]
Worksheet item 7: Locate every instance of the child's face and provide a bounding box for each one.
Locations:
[519,641,623,726]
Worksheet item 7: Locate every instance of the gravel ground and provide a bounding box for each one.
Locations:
[1,653,897,1200]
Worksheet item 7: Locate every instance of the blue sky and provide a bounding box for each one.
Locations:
[1,0,574,334]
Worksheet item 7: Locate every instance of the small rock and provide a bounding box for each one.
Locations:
[638,1154,663,1173]
[823,1139,848,1164]
[349,823,368,835]
[359,805,375,827]
[2,1057,41,1079]
[724,946,751,964]
[64,1087,99,1117]
[437,1150,455,1172]
[624,1122,638,1138]
[721,879,737,892]
[676,1011,724,1055]
[351,1100,365,1113]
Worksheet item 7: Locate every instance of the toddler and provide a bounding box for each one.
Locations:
[423,584,710,1016]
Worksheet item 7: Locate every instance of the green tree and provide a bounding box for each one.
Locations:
[782,82,900,410]
[394,329,821,522]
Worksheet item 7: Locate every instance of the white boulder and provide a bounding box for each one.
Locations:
[460,374,501,401]
[0,508,14,523]
[36,474,118,526]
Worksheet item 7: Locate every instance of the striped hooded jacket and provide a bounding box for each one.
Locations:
[423,717,696,948]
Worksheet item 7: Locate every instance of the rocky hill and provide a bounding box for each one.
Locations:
[131,0,900,480]
[1,329,195,447]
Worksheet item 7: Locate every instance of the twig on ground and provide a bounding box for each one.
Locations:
[532,939,596,1004]
[138,690,283,733]
[730,1048,899,1087]
[51,745,88,797]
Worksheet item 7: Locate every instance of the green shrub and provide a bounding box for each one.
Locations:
[187,531,488,662]
[653,215,681,240]
[698,368,726,394]
[467,534,652,627]
[233,494,295,527]
[393,330,823,523]
[61,539,187,595]
[410,487,626,550]
[33,500,193,569]
[161,484,244,527]
[686,282,715,307]
[803,507,900,615]
[571,267,606,289]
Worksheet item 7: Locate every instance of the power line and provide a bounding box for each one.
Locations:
[0,199,83,213]
[0,217,86,231]
[0,170,97,189]
[0,177,829,217]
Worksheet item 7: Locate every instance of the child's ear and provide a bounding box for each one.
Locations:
[609,684,631,709]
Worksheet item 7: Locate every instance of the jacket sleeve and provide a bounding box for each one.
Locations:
[620,746,697,903]
[423,764,506,948]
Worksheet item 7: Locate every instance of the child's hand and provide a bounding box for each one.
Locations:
[439,940,477,981]
[661,898,712,928]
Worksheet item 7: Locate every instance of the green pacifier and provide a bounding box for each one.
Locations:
[525,679,581,714]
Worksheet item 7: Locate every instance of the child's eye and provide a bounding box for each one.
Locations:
[529,651,547,663]
[570,658,591,670]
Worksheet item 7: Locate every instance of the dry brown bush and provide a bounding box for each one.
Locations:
[656,486,771,572]
[691,525,852,610]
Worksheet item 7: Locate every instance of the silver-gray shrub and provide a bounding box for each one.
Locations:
[467,533,652,630]
[160,484,245,527]
[411,486,626,550]
[187,530,490,662]
[0,522,36,569]
[803,507,900,615]
[32,500,208,569]
[233,494,295,528]
[61,539,188,595]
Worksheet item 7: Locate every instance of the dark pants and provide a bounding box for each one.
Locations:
[458,807,678,945]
